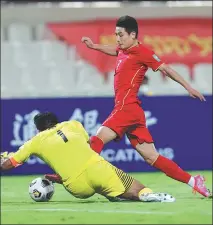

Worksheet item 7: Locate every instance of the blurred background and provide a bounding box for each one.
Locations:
[1,1,212,175]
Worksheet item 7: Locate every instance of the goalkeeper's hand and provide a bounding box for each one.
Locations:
[1,151,14,162]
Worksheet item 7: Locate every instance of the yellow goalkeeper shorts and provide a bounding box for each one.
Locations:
[64,159,134,199]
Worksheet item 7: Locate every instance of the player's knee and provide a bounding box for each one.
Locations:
[96,126,117,143]
[74,194,94,199]
[71,190,95,199]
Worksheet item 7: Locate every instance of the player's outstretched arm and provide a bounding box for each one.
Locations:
[158,64,206,101]
[81,37,118,56]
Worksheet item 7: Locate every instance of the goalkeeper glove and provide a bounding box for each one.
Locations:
[1,151,14,160]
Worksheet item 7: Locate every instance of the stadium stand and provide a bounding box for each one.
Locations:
[1,1,212,98]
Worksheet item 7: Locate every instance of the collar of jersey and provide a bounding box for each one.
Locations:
[123,42,141,53]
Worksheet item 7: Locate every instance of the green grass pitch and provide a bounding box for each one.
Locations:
[1,171,212,224]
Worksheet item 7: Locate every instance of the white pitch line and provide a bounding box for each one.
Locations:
[1,208,174,215]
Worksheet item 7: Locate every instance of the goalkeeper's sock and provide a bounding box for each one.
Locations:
[90,136,104,154]
[138,188,153,196]
[153,155,191,184]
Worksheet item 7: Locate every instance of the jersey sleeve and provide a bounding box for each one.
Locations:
[139,46,164,71]
[10,139,34,167]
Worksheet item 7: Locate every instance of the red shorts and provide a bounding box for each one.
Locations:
[102,103,153,148]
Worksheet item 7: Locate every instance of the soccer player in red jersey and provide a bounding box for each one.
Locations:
[80,15,211,198]
[46,16,211,198]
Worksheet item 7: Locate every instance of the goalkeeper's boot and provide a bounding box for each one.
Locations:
[139,192,175,202]
[45,174,63,184]
[193,175,212,198]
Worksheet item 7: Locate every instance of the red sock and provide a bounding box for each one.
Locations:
[90,136,104,154]
[153,155,191,183]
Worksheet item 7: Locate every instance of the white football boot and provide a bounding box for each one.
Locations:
[139,192,176,203]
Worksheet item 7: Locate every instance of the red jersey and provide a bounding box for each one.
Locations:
[114,44,163,107]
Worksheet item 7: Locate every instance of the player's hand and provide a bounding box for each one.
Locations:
[81,37,94,49]
[1,152,8,164]
[1,152,8,159]
[187,88,206,101]
[1,151,14,160]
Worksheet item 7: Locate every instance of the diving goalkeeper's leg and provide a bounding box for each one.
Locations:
[116,179,176,203]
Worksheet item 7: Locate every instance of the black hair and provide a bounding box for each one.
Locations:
[116,15,138,38]
[34,112,59,131]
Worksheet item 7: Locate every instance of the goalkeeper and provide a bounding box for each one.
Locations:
[1,112,175,202]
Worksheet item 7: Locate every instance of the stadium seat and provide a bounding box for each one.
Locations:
[1,64,28,98]
[75,59,95,70]
[146,69,169,95]
[193,63,212,94]
[164,63,192,95]
[104,71,115,95]
[32,41,68,62]
[1,26,212,98]
[76,66,107,96]
[68,45,77,61]
[34,24,47,40]
[18,42,45,66]
[8,23,32,43]
[12,42,32,67]
[168,63,192,82]
[1,42,14,62]
[1,27,5,42]
[19,64,56,97]
[48,62,80,96]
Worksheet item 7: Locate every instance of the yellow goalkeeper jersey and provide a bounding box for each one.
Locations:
[11,121,103,183]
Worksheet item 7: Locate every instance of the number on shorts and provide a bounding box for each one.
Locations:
[57,130,68,143]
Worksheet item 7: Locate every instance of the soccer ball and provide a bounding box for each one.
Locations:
[29,177,54,202]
